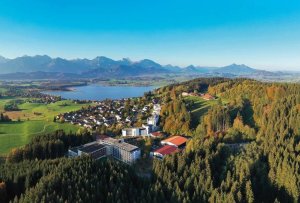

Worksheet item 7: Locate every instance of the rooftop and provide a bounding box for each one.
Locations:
[202,94,215,100]
[114,141,139,152]
[162,135,188,147]
[151,132,164,137]
[79,142,106,153]
[99,137,139,152]
[154,145,178,156]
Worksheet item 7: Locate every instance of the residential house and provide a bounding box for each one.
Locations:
[202,93,215,101]
[181,92,190,97]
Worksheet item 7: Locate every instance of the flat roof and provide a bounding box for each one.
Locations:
[99,137,139,152]
[114,141,139,152]
[79,142,106,153]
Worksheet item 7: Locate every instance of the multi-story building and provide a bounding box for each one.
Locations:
[68,136,141,164]
[147,114,159,126]
[98,137,141,164]
[68,141,107,160]
[121,124,153,137]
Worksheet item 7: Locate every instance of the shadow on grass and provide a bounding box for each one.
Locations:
[191,106,210,128]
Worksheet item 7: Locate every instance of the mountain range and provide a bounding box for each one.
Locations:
[0,55,283,79]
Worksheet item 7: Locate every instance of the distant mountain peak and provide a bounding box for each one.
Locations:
[135,59,162,68]
[94,56,114,61]
[228,63,249,67]
[213,63,257,76]
[0,55,279,79]
[185,65,197,69]
[122,57,131,62]
[0,55,8,63]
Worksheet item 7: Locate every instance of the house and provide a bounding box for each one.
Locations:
[151,145,178,159]
[115,115,121,121]
[161,135,188,148]
[202,93,215,101]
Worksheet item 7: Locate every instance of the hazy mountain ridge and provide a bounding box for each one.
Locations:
[0,55,288,79]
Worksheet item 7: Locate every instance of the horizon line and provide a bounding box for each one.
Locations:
[1,53,297,72]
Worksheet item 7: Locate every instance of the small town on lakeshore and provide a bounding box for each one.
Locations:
[63,94,191,164]
[0,79,222,166]
[53,88,218,165]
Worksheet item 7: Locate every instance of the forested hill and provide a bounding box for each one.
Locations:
[1,78,300,203]
[154,78,300,202]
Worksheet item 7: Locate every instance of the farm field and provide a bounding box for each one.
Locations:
[0,99,92,155]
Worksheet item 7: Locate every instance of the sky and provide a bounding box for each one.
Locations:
[0,0,300,71]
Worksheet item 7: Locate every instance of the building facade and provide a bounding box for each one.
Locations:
[68,137,141,164]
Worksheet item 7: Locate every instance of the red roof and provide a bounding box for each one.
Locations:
[162,136,188,147]
[202,94,215,100]
[151,132,164,137]
[154,145,178,156]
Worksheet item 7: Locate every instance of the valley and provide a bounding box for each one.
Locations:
[0,77,299,203]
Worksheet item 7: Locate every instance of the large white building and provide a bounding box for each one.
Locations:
[122,104,161,137]
[153,104,161,115]
[68,141,107,160]
[147,114,159,126]
[99,137,141,164]
[122,124,155,137]
[122,127,147,137]
[68,137,141,164]
[148,104,161,127]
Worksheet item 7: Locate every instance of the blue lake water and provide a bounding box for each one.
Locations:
[42,84,156,101]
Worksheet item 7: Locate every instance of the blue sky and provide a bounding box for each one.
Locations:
[0,0,300,70]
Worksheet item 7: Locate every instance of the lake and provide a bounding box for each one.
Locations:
[42,84,156,100]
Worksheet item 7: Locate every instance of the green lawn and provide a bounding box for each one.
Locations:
[0,99,91,155]
[184,96,219,127]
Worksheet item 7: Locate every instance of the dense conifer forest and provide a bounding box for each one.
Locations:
[1,78,300,203]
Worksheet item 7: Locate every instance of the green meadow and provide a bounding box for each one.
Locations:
[0,99,91,155]
[184,96,220,126]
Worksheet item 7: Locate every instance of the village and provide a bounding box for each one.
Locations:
[57,98,154,129]
[65,90,218,165]
[67,97,190,165]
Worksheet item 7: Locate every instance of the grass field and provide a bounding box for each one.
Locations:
[0,99,92,155]
[184,96,220,127]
